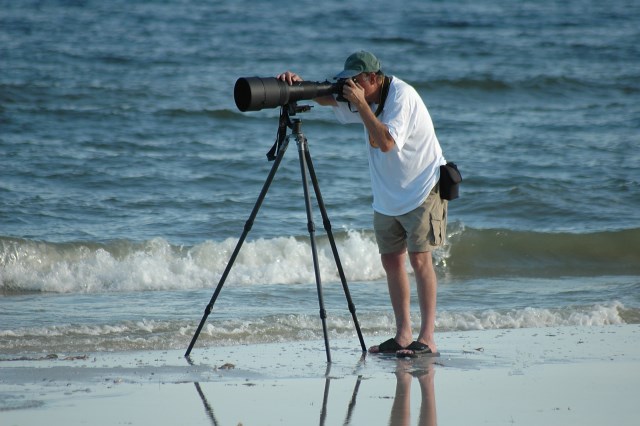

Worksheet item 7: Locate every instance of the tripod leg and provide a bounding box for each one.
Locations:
[304,147,367,352]
[185,137,291,358]
[296,132,332,363]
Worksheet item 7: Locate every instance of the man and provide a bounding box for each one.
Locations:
[278,51,447,357]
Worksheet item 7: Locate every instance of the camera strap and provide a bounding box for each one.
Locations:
[367,76,392,148]
[267,106,289,161]
[374,76,392,118]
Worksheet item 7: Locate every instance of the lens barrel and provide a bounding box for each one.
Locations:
[234,77,335,112]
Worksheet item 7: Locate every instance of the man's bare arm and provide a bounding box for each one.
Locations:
[276,71,337,106]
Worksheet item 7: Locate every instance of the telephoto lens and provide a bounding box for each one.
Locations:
[234,77,336,111]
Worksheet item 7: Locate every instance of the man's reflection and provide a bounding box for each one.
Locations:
[388,359,437,426]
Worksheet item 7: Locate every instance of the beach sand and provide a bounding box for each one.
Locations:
[1,324,638,425]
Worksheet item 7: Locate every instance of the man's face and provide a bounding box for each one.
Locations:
[354,73,378,102]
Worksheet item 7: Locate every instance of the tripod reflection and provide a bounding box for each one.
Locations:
[320,361,365,426]
[193,381,221,426]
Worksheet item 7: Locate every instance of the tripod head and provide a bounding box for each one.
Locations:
[267,102,311,161]
[286,102,313,118]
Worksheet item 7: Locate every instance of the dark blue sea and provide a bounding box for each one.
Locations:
[1,0,639,355]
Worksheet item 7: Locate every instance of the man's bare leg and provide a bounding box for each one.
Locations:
[368,250,414,352]
[408,251,438,353]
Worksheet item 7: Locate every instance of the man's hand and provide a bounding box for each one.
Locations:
[342,79,367,110]
[276,71,302,85]
[277,71,337,106]
[343,78,396,152]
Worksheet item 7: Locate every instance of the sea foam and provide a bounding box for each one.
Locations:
[0,231,386,293]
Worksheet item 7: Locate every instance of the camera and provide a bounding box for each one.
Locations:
[234,77,350,112]
[334,78,354,103]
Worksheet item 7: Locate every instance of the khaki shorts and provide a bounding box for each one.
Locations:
[374,183,448,254]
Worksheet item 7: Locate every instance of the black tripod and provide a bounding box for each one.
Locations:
[185,103,366,362]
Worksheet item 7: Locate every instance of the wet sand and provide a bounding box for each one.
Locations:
[2,325,638,425]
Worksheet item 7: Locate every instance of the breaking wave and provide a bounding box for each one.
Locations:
[1,226,639,294]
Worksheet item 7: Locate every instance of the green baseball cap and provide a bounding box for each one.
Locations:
[334,51,382,79]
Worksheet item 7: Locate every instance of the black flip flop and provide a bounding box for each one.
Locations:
[370,338,405,354]
[396,341,440,358]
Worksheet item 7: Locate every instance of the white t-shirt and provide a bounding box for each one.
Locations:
[333,76,446,216]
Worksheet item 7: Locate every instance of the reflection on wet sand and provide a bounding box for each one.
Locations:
[320,373,364,426]
[194,381,221,426]
[389,358,437,426]
[191,355,437,426]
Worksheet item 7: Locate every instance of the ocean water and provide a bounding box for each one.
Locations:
[1,0,639,356]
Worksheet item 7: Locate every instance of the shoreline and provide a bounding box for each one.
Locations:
[2,324,639,425]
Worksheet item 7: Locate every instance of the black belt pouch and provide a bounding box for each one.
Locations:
[439,162,462,200]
